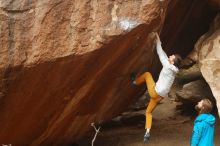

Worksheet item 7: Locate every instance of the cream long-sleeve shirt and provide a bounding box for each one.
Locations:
[155,40,179,98]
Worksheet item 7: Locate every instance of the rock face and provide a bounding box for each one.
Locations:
[169,63,215,106]
[209,0,220,9]
[0,0,219,145]
[160,0,218,57]
[0,0,170,145]
[186,13,220,113]
[176,79,214,103]
[151,0,218,75]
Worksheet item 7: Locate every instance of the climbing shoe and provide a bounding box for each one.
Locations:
[144,132,150,143]
[130,72,136,82]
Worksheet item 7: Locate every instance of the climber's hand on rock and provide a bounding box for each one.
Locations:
[152,32,160,45]
[155,32,160,41]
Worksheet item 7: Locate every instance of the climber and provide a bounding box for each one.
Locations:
[191,99,215,146]
[131,32,182,143]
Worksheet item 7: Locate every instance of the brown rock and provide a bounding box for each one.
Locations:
[151,0,218,75]
[176,79,214,103]
[0,0,169,145]
[209,0,220,9]
[187,13,220,114]
[169,64,203,100]
[0,0,218,145]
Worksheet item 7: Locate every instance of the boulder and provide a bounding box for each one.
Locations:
[187,13,220,114]
[176,79,214,103]
[169,64,203,100]
[0,0,219,145]
[0,0,169,145]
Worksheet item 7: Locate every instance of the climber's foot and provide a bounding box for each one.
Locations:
[130,72,136,83]
[144,132,150,143]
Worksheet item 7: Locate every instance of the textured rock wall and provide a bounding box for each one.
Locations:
[160,0,218,56]
[0,0,219,145]
[151,0,218,76]
[0,0,169,145]
[187,13,220,114]
[209,0,220,9]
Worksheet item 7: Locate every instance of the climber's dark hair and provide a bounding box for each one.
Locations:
[173,54,182,68]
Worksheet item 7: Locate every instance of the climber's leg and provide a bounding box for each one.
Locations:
[134,72,156,97]
[145,96,162,129]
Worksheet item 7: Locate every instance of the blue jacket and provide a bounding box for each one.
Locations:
[191,113,216,146]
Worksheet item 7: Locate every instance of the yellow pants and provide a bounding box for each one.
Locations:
[135,72,163,129]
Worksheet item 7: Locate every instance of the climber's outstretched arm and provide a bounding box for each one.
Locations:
[155,33,169,66]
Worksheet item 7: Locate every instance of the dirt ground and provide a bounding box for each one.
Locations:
[77,98,220,146]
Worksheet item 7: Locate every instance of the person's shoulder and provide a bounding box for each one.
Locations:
[195,113,216,123]
[195,114,206,121]
[166,64,179,73]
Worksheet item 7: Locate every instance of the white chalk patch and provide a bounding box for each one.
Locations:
[119,18,139,31]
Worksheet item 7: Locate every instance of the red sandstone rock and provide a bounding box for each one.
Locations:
[0,0,168,145]
[0,0,218,145]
